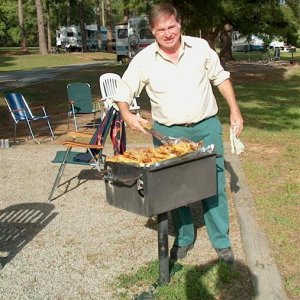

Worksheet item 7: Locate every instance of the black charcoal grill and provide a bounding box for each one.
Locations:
[104,150,217,285]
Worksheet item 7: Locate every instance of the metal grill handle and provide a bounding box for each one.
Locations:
[104,172,143,187]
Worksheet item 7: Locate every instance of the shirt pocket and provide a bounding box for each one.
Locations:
[147,64,175,93]
[185,63,207,87]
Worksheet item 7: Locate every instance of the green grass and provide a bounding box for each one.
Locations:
[114,260,252,299]
[0,46,39,53]
[216,64,300,299]
[233,49,300,63]
[0,48,116,72]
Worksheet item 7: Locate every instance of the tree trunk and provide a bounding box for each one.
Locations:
[122,8,129,23]
[35,0,48,54]
[45,0,52,52]
[18,0,28,52]
[219,23,233,61]
[201,30,219,50]
[106,0,113,52]
[66,0,71,26]
[96,0,102,50]
[79,0,87,52]
[101,0,105,26]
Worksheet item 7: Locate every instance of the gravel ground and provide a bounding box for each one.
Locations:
[0,141,247,299]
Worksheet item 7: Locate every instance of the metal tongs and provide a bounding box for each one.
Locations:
[141,123,199,146]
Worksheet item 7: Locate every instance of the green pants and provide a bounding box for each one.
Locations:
[153,116,230,250]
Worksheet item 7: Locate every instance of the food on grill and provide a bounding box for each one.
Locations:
[106,141,203,166]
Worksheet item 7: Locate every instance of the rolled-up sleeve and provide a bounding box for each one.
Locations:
[113,58,145,106]
[206,46,230,86]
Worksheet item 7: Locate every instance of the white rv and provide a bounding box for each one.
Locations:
[56,25,81,51]
[56,25,108,51]
[232,31,286,52]
[85,24,108,50]
[115,16,155,61]
[232,31,264,52]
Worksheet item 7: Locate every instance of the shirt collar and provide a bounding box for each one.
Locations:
[154,35,192,57]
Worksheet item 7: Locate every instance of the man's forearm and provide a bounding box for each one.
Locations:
[116,101,130,119]
[217,79,244,135]
[217,79,240,113]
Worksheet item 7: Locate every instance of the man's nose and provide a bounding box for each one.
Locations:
[165,29,171,37]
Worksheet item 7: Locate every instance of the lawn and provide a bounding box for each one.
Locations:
[0,49,116,72]
[0,48,299,299]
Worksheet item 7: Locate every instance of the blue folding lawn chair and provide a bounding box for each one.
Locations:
[48,106,126,201]
[4,92,55,143]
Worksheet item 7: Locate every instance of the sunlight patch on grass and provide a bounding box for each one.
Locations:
[113,260,250,299]
[0,51,116,72]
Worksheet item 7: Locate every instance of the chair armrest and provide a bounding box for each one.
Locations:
[101,97,113,101]
[10,108,26,113]
[63,141,104,149]
[30,105,45,110]
[67,131,93,139]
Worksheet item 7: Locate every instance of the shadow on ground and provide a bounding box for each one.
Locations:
[131,259,255,299]
[0,202,58,269]
[183,260,255,300]
[144,200,205,238]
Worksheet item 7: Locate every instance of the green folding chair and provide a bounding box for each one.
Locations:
[67,82,102,131]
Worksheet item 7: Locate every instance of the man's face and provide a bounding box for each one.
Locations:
[151,14,181,52]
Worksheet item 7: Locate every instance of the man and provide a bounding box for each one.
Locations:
[113,3,243,264]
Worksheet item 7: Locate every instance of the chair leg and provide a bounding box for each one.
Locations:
[14,124,17,143]
[26,120,39,144]
[74,114,78,132]
[70,105,78,132]
[67,113,70,132]
[48,148,71,201]
[92,112,95,129]
[87,148,103,172]
[46,118,55,139]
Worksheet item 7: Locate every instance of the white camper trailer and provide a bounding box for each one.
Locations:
[232,31,264,52]
[232,31,286,52]
[115,16,155,61]
[56,25,82,51]
[85,24,108,50]
[56,25,108,51]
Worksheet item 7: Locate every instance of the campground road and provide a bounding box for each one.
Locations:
[0,60,118,91]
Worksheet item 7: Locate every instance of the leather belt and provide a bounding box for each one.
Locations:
[173,116,216,127]
[156,116,215,128]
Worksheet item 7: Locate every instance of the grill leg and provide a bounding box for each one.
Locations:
[157,212,170,285]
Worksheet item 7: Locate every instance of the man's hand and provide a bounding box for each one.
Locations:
[116,102,150,135]
[230,109,243,137]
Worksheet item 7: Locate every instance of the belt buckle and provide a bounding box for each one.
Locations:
[184,123,194,127]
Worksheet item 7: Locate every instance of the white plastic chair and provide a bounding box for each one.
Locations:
[99,73,140,117]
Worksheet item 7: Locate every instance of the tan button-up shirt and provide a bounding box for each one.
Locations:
[113,35,230,126]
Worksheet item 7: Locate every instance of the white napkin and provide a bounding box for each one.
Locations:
[230,124,245,155]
